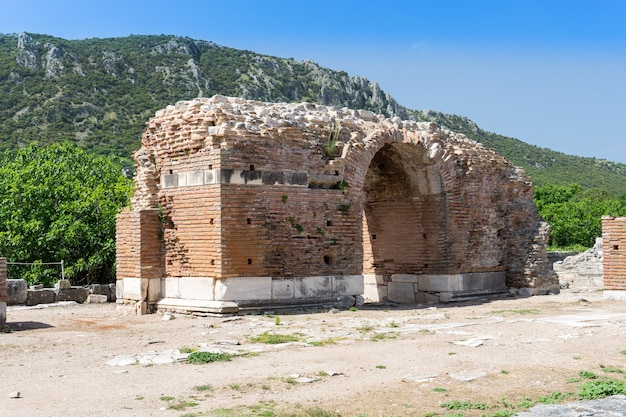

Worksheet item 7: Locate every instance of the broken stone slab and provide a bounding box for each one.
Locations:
[450,370,487,382]
[85,294,108,304]
[106,355,137,366]
[402,373,438,383]
[515,394,626,417]
[453,338,485,347]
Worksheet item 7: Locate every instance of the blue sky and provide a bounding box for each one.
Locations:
[2,0,626,164]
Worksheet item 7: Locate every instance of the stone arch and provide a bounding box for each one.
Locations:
[343,128,460,303]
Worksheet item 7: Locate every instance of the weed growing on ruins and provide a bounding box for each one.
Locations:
[600,364,626,375]
[387,320,399,328]
[490,309,539,315]
[324,121,341,158]
[375,365,386,369]
[578,370,598,379]
[249,331,303,344]
[620,350,626,355]
[442,400,488,410]
[500,370,510,374]
[187,351,233,364]
[160,396,175,401]
[210,403,340,417]
[169,400,199,411]
[578,378,626,399]
[356,324,374,333]
[432,387,447,393]
[193,384,213,393]
[180,346,199,354]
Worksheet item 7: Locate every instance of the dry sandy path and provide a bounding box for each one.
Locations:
[1,290,626,417]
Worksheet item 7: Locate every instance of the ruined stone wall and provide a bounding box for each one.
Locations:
[117,95,557,312]
[602,216,626,300]
[0,258,6,327]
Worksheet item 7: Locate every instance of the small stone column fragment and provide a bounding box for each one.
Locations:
[0,257,7,327]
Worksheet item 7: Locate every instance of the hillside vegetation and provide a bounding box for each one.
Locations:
[1,32,625,193]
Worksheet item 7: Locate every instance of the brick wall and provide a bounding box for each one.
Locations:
[602,216,626,291]
[116,209,163,281]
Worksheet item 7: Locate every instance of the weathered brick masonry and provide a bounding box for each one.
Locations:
[117,95,558,314]
[0,257,6,326]
[602,216,626,300]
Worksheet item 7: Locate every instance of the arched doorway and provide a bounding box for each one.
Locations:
[362,142,449,303]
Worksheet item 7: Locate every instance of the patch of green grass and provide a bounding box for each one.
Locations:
[387,321,399,328]
[500,370,510,375]
[442,400,487,410]
[577,378,626,400]
[187,351,233,364]
[249,331,303,344]
[600,365,626,374]
[349,307,358,312]
[229,383,241,390]
[180,346,199,354]
[308,337,343,346]
[536,391,571,404]
[193,384,213,392]
[375,365,386,369]
[160,396,175,401]
[134,396,144,400]
[169,400,199,411]
[573,356,582,360]
[432,387,448,393]
[370,332,388,341]
[490,309,539,315]
[317,371,329,377]
[620,350,626,355]
[356,325,374,333]
[579,370,598,379]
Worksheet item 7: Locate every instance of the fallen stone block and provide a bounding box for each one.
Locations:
[86,294,108,304]
[7,279,28,305]
[55,287,89,303]
[26,289,56,306]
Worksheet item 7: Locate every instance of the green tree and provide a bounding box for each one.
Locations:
[0,142,133,286]
[534,184,626,250]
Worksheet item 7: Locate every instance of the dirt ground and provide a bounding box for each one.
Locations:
[1,289,626,417]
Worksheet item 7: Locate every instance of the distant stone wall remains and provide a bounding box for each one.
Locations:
[552,239,603,291]
[117,95,558,314]
[602,216,626,300]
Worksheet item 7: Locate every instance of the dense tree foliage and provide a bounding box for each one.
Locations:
[534,184,626,250]
[0,143,133,286]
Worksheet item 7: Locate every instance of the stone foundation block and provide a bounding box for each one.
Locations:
[55,287,89,303]
[26,289,56,306]
[215,277,272,301]
[295,276,332,299]
[363,283,386,302]
[334,275,364,296]
[388,282,416,303]
[179,277,215,300]
[7,279,28,305]
[271,278,294,300]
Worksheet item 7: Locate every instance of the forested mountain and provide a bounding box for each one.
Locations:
[1,32,624,192]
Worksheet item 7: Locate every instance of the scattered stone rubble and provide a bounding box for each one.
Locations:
[5,279,116,307]
[553,238,603,291]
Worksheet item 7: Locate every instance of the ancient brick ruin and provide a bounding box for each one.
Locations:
[116,95,558,314]
[602,216,626,300]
